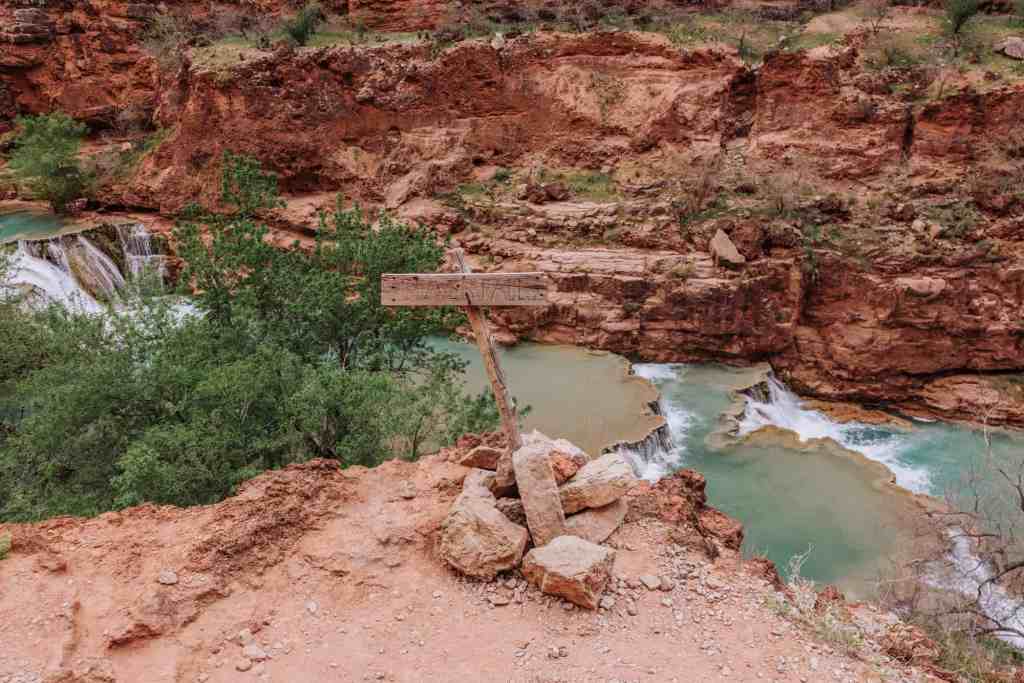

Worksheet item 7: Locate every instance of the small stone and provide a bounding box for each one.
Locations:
[659,577,675,592]
[626,602,639,616]
[400,482,416,499]
[243,644,268,661]
[599,596,616,610]
[157,569,178,585]
[489,593,511,606]
[305,600,318,615]
[640,575,661,591]
[235,659,253,672]
[237,628,255,645]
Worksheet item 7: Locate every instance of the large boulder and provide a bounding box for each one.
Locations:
[521,536,615,609]
[709,228,746,268]
[996,37,1024,60]
[559,452,637,514]
[564,498,628,544]
[512,442,567,547]
[439,488,529,580]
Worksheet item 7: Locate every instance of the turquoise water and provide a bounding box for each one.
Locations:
[638,363,1024,594]
[0,210,66,244]
[443,338,1022,594]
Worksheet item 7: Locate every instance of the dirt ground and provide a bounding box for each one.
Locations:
[1,455,938,683]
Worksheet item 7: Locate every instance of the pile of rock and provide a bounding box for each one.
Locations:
[439,431,637,609]
[2,9,53,44]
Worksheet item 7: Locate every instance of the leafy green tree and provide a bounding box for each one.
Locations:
[0,153,500,521]
[944,0,980,35]
[6,113,89,213]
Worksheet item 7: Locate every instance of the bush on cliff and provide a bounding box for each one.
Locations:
[5,112,89,213]
[0,155,498,521]
[282,2,324,46]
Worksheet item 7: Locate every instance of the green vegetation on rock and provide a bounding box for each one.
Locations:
[0,154,499,521]
[5,112,89,213]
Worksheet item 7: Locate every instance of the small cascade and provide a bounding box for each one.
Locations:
[117,223,167,280]
[5,242,103,314]
[614,363,691,482]
[927,530,1024,649]
[75,235,126,299]
[737,375,930,493]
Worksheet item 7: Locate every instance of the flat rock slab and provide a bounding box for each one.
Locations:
[439,490,529,579]
[522,536,615,609]
[559,452,637,514]
[564,498,628,544]
[513,443,567,547]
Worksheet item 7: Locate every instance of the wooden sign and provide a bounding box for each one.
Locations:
[381,252,549,451]
[381,273,548,307]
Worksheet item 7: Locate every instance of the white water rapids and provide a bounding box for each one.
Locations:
[3,224,171,314]
[6,241,104,314]
[625,364,1024,649]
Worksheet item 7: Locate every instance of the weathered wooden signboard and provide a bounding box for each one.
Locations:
[381,273,547,307]
[382,251,549,451]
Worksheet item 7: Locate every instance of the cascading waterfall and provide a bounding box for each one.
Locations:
[738,374,1024,650]
[738,375,931,493]
[4,242,103,314]
[3,223,168,314]
[117,223,167,280]
[616,363,692,481]
[76,234,126,298]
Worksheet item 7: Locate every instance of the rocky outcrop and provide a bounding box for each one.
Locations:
[0,0,158,130]
[521,535,615,610]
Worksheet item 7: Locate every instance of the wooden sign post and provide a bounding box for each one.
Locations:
[382,250,548,451]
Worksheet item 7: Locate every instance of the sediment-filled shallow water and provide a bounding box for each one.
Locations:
[436,339,662,457]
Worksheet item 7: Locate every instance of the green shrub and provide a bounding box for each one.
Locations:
[282,2,324,46]
[943,0,980,35]
[0,154,498,521]
[6,112,89,213]
[0,533,9,560]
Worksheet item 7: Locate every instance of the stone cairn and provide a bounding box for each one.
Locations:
[439,430,637,609]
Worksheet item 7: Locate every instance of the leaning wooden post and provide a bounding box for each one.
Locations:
[380,251,548,453]
[450,249,523,451]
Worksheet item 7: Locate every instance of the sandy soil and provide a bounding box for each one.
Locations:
[1,454,939,683]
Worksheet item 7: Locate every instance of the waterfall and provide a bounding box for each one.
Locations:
[738,375,930,494]
[76,235,126,298]
[117,223,167,280]
[5,242,103,314]
[614,363,691,482]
